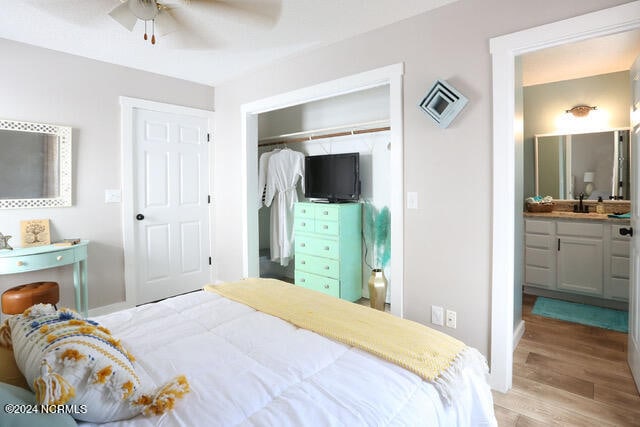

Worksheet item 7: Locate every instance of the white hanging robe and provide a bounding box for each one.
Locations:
[257,149,279,207]
[264,149,305,266]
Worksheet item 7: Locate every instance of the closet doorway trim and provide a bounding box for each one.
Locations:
[240,63,405,317]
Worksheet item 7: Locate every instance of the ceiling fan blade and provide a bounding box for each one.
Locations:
[155,9,180,36]
[187,0,282,27]
[109,1,138,31]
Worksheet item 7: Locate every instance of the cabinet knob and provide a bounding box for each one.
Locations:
[136,213,145,221]
[16,260,24,266]
[56,255,63,261]
[324,266,330,270]
[322,225,328,229]
[301,261,306,265]
[301,209,306,214]
[323,284,330,289]
[300,279,306,283]
[324,246,330,250]
[323,211,328,215]
[300,243,306,247]
[301,222,306,226]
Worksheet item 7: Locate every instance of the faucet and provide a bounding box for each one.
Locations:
[579,193,584,212]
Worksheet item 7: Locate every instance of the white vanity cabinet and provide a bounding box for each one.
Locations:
[524,217,629,301]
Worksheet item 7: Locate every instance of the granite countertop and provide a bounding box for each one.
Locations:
[523,211,630,223]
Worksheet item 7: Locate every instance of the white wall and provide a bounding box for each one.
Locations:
[0,38,214,311]
[214,0,634,356]
[258,86,390,138]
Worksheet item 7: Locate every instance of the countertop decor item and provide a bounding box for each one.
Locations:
[0,232,12,250]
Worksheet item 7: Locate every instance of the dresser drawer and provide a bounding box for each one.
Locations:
[295,271,339,298]
[611,240,630,257]
[611,224,632,240]
[295,235,339,259]
[295,203,315,219]
[295,254,340,279]
[314,204,339,221]
[294,217,315,233]
[315,220,339,236]
[0,249,74,274]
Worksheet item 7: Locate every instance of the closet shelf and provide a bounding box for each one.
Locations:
[258,120,390,147]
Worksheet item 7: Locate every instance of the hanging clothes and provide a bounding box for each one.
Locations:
[257,149,279,206]
[264,148,305,266]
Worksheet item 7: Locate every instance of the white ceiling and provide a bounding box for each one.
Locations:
[522,29,640,86]
[0,0,459,86]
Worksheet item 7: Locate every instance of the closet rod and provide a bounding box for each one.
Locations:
[258,126,390,148]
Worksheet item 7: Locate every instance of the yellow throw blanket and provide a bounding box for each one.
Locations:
[204,278,467,386]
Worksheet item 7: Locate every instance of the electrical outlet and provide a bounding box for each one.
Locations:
[431,305,444,326]
[446,309,457,329]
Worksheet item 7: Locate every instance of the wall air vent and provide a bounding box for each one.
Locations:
[418,80,468,128]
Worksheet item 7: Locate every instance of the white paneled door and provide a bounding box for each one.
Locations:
[133,108,210,305]
[629,54,640,393]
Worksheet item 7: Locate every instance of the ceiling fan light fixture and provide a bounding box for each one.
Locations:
[108,2,138,31]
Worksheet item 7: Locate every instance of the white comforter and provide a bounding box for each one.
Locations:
[82,291,496,426]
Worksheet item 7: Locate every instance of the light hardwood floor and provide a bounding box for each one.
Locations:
[493,294,640,426]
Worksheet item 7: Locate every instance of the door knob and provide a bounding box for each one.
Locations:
[136,214,145,221]
[619,227,633,237]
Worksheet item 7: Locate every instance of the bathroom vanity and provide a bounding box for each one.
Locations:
[524,210,630,304]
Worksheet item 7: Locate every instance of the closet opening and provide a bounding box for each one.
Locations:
[240,63,405,317]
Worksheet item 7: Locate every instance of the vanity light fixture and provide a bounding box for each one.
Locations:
[566,105,597,117]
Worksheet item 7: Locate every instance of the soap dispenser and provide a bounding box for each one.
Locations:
[596,196,605,214]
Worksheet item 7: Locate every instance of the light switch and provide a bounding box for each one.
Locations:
[407,192,418,209]
[105,189,121,203]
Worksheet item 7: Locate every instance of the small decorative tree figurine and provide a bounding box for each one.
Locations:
[363,202,390,310]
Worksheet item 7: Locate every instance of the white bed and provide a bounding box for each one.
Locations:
[81,290,496,426]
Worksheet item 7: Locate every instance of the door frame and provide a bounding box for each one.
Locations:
[489,1,640,392]
[120,96,215,308]
[240,63,405,317]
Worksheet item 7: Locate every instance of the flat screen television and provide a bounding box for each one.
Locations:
[304,153,360,202]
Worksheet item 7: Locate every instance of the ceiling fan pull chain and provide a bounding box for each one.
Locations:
[151,19,156,44]
[144,20,148,41]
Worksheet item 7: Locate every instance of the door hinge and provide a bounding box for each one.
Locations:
[209,257,212,265]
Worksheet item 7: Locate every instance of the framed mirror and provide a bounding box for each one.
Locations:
[534,128,630,200]
[0,119,72,208]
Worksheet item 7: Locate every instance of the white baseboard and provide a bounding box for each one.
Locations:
[88,302,132,317]
[513,320,525,351]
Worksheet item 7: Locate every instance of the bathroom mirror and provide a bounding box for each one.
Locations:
[0,119,72,208]
[534,128,630,200]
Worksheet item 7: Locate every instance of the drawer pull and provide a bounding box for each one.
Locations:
[302,209,306,214]
[57,255,63,261]
[300,243,306,247]
[301,261,306,265]
[322,211,329,215]
[300,279,306,283]
[301,222,306,227]
[324,246,330,250]
[322,225,328,229]
[323,284,330,289]
[324,266,330,270]
[16,261,24,266]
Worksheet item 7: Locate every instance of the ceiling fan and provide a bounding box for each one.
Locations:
[107,0,281,46]
[109,0,194,45]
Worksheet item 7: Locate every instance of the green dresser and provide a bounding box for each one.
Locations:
[294,202,362,301]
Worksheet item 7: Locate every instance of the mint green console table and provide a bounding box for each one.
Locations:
[294,202,362,301]
[0,241,89,317]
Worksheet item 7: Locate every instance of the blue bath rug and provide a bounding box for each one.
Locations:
[532,297,628,333]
